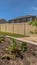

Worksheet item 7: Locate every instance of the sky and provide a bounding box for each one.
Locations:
[0,0,37,20]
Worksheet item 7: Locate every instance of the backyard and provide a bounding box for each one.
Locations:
[0,34,37,65]
[0,19,37,65]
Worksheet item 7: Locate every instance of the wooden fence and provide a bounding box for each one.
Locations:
[0,22,36,35]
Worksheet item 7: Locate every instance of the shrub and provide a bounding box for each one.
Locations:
[28,19,37,34]
[21,42,27,51]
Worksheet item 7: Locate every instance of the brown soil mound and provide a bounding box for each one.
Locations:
[0,37,37,65]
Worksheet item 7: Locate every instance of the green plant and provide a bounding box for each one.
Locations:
[21,42,27,51]
[0,37,4,43]
[28,20,37,27]
[28,21,33,25]
[2,54,10,60]
[29,31,34,34]
[12,38,16,44]
[11,55,16,60]
[9,39,17,53]
[28,19,37,34]
[9,39,21,54]
[34,30,37,34]
[9,44,16,53]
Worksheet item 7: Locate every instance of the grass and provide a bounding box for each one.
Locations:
[0,31,29,38]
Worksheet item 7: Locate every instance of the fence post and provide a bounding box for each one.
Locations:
[5,23,7,32]
[13,23,14,33]
[24,23,25,35]
[0,24,1,31]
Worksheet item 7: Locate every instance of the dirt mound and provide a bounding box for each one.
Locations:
[0,37,37,65]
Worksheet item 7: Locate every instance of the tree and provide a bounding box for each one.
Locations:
[28,19,37,34]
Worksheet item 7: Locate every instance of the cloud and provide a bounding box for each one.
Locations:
[32,6,37,10]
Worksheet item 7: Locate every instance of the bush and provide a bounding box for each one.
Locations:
[21,42,27,51]
[28,19,37,35]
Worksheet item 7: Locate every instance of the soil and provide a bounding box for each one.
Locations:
[0,37,37,65]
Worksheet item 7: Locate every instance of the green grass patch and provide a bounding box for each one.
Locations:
[0,31,29,38]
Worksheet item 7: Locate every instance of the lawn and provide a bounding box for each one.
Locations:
[0,31,29,38]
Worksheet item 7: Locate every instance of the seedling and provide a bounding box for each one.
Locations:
[21,42,27,51]
[2,54,10,60]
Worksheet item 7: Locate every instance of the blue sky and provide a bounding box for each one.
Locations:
[0,0,37,20]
